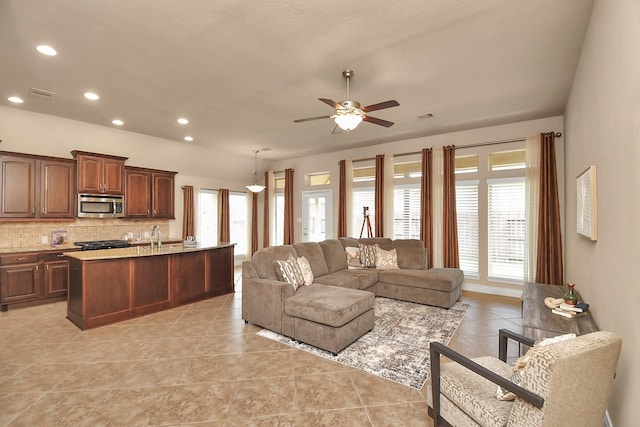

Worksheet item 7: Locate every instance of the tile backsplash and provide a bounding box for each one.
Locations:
[0,219,171,249]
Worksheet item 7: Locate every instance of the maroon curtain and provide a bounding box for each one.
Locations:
[250,191,258,255]
[263,171,270,248]
[283,168,294,244]
[535,132,564,285]
[181,185,195,240]
[442,146,459,268]
[337,160,347,237]
[218,188,230,242]
[374,154,384,237]
[420,148,433,268]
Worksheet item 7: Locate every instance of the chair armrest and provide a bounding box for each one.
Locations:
[429,341,544,427]
[498,328,535,362]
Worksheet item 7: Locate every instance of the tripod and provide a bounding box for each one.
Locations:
[359,206,373,238]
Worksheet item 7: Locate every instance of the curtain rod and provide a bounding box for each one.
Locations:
[345,132,562,163]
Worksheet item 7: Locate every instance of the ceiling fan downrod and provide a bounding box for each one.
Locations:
[343,69,354,101]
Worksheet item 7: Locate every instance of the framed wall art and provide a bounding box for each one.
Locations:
[576,165,597,241]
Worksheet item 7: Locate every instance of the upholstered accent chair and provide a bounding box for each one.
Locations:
[428,329,622,427]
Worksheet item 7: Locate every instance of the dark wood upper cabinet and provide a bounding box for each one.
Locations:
[72,151,127,195]
[0,155,36,218]
[125,167,176,219]
[0,153,75,219]
[40,159,75,218]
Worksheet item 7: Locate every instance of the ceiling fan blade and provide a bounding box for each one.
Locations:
[363,115,394,128]
[362,100,399,113]
[319,98,342,109]
[294,115,332,123]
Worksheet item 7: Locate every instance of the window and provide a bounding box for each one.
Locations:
[198,189,218,244]
[455,155,479,174]
[352,187,375,238]
[393,184,420,239]
[456,181,479,277]
[487,178,525,281]
[229,192,248,260]
[307,172,331,186]
[489,150,525,171]
[272,176,285,245]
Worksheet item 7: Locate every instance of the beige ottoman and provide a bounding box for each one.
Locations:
[285,285,375,355]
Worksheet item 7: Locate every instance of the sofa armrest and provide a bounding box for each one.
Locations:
[429,341,544,427]
[241,276,294,333]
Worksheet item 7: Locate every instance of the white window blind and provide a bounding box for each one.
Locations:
[456,182,479,277]
[273,193,284,246]
[229,192,248,260]
[488,178,525,281]
[198,189,218,244]
[393,184,421,239]
[352,187,375,238]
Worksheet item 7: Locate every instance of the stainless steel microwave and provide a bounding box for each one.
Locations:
[77,194,125,218]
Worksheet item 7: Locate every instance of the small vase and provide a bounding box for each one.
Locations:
[563,283,578,305]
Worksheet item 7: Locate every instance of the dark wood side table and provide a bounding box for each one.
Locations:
[522,282,599,342]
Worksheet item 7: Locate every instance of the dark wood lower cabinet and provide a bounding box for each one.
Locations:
[67,245,234,330]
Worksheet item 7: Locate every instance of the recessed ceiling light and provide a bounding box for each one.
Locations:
[177,118,189,125]
[8,96,24,104]
[36,45,57,56]
[84,92,100,101]
[112,119,124,126]
[184,136,194,142]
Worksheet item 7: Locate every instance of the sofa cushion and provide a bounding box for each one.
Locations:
[285,285,375,328]
[375,246,399,270]
[275,255,304,290]
[297,256,314,286]
[252,245,298,280]
[313,271,361,289]
[314,269,379,290]
[378,268,463,292]
[359,243,377,268]
[339,237,360,249]
[392,239,426,269]
[345,246,362,267]
[293,242,329,277]
[319,239,348,273]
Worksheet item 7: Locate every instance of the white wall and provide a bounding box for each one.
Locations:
[564,1,640,425]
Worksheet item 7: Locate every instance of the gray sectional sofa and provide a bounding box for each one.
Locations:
[242,237,464,354]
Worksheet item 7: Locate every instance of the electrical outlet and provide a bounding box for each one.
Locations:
[41,236,48,244]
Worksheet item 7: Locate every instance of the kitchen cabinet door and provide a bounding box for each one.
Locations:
[40,160,75,218]
[125,168,152,218]
[0,156,36,218]
[152,171,176,218]
[73,151,126,195]
[0,263,43,305]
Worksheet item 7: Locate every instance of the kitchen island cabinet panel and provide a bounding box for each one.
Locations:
[172,251,206,305]
[133,256,170,312]
[66,244,234,330]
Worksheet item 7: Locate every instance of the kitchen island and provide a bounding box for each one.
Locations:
[64,242,234,330]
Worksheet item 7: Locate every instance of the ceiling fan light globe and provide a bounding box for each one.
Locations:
[335,113,363,131]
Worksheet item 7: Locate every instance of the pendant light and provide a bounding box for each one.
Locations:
[246,150,266,193]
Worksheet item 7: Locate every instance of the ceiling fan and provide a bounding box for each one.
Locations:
[294,70,399,132]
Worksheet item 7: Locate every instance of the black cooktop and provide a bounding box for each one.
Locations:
[74,240,132,251]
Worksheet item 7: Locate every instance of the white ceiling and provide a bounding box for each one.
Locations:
[0,0,594,160]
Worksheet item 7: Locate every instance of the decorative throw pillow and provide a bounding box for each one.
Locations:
[359,243,377,268]
[275,255,304,291]
[345,246,362,268]
[297,256,314,286]
[496,333,576,401]
[375,245,399,270]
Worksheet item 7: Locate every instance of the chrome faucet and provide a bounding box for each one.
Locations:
[151,225,162,251]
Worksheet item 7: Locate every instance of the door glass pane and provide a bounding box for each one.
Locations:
[302,190,332,242]
[198,189,218,244]
[229,192,248,259]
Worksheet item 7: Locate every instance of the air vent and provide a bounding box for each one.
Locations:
[418,112,435,119]
[30,88,56,100]
[260,147,272,151]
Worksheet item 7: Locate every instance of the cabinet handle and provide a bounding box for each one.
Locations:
[46,265,49,271]
[147,209,150,216]
[57,254,65,258]
[35,265,39,272]
[32,208,35,215]
[15,257,26,261]
[41,208,45,214]
[153,210,157,216]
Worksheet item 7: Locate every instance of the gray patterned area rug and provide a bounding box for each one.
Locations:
[257,297,469,389]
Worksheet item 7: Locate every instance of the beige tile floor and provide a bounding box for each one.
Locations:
[0,280,522,427]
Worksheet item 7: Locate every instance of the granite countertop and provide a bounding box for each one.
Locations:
[0,244,80,255]
[64,242,235,261]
